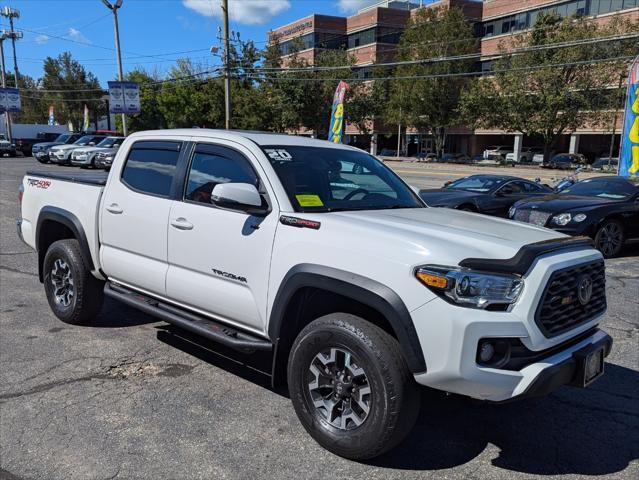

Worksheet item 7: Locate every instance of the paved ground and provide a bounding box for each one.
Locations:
[1,157,637,480]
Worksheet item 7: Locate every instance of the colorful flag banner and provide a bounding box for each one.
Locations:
[108,81,140,114]
[48,105,55,126]
[328,81,349,144]
[619,56,639,178]
[83,104,90,131]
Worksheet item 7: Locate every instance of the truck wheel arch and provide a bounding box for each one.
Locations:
[36,207,94,283]
[268,264,427,385]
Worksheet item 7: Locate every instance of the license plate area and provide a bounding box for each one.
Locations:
[574,345,605,387]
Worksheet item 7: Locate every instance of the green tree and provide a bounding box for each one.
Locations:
[5,71,48,124]
[460,13,639,161]
[40,52,105,129]
[388,7,477,156]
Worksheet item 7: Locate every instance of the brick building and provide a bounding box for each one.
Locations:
[267,0,639,159]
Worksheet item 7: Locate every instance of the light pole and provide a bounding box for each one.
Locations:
[0,7,20,88]
[221,0,231,129]
[0,31,11,142]
[102,0,127,136]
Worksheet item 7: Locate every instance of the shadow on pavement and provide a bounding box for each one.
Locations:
[87,298,159,328]
[371,362,639,475]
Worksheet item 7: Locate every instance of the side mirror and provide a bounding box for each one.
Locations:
[114,144,120,149]
[211,183,267,215]
[88,142,96,146]
[443,181,452,187]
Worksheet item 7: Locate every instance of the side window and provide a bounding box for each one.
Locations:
[185,144,258,205]
[121,141,181,197]
[523,181,543,192]
[499,182,524,195]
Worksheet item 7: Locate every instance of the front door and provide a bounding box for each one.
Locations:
[166,142,278,334]
[100,140,183,295]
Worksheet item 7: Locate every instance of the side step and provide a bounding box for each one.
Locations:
[104,282,272,353]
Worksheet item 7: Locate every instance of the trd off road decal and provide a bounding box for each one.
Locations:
[27,179,52,189]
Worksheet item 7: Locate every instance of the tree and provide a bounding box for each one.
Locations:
[459,13,639,161]
[40,52,105,129]
[5,71,48,124]
[387,7,477,156]
[115,69,166,133]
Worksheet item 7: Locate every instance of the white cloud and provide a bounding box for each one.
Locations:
[67,27,91,45]
[182,0,290,25]
[337,0,378,13]
[35,34,50,45]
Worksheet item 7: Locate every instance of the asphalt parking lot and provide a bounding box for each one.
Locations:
[1,157,638,480]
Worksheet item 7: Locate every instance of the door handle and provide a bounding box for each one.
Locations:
[170,217,194,230]
[105,203,123,214]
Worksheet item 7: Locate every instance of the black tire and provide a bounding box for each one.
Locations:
[37,158,48,164]
[458,204,476,212]
[594,219,625,258]
[43,239,104,324]
[288,313,420,460]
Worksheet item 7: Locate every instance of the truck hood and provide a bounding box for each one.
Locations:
[326,207,563,264]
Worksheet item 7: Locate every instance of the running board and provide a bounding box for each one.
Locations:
[104,283,272,353]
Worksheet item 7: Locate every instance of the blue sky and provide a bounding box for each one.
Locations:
[6,0,391,86]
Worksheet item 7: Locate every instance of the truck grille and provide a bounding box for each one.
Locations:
[535,260,606,337]
[514,209,552,227]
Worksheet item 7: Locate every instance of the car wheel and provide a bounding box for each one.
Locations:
[288,313,420,460]
[43,239,104,324]
[594,220,625,258]
[458,205,477,212]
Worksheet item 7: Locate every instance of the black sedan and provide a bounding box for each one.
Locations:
[419,175,553,217]
[510,176,639,258]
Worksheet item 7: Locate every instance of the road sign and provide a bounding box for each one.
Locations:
[0,87,21,113]
[108,81,140,114]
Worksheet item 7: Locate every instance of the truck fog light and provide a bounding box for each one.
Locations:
[479,341,495,363]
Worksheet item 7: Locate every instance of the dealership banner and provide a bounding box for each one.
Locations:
[48,105,55,126]
[83,104,90,131]
[619,56,639,178]
[328,81,349,144]
[108,81,140,114]
[0,87,21,113]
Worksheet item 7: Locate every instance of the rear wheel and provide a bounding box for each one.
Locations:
[594,220,625,258]
[43,239,104,324]
[288,313,420,460]
[458,204,477,212]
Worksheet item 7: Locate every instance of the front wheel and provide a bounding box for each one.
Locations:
[288,314,420,460]
[43,239,104,324]
[594,219,625,258]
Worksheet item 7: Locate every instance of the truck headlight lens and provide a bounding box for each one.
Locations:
[552,213,571,226]
[573,213,587,222]
[415,266,524,309]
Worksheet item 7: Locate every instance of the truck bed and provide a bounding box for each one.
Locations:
[26,170,108,186]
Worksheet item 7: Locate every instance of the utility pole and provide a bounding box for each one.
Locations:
[0,32,11,142]
[221,0,231,129]
[102,0,127,136]
[1,7,20,87]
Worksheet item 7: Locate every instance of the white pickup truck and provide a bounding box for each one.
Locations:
[18,130,612,459]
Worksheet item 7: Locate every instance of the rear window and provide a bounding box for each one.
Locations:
[121,141,181,197]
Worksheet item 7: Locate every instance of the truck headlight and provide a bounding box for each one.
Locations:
[415,266,524,309]
[552,213,571,226]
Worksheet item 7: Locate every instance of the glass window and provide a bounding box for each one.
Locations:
[596,0,613,13]
[624,0,638,8]
[484,23,494,36]
[611,0,624,10]
[262,145,422,212]
[498,182,524,195]
[185,145,258,205]
[121,141,181,197]
[348,28,376,49]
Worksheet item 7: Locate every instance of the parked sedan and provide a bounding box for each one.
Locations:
[70,136,124,168]
[419,174,553,217]
[510,176,639,257]
[48,135,107,165]
[543,153,586,169]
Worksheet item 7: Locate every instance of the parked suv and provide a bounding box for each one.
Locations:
[70,136,125,168]
[483,145,512,159]
[48,135,107,165]
[19,130,612,460]
[506,147,542,164]
[32,133,82,163]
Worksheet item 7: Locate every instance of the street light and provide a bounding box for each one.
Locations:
[102,0,127,135]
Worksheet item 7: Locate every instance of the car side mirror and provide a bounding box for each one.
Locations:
[114,144,120,149]
[443,181,452,187]
[88,142,96,146]
[211,183,268,216]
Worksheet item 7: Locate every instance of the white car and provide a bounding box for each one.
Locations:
[18,130,612,460]
[506,147,542,164]
[483,145,513,159]
[48,134,107,165]
[70,136,125,167]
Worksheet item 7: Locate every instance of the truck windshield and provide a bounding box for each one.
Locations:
[262,145,423,212]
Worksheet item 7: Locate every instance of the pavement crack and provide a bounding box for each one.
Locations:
[0,265,38,277]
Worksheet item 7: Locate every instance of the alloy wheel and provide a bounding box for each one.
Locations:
[307,347,371,430]
[597,223,623,257]
[50,258,74,307]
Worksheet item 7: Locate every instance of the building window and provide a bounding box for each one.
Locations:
[348,28,376,49]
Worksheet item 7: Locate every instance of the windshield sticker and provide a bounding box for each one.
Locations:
[264,148,293,161]
[296,194,324,207]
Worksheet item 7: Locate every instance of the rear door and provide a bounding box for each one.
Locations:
[165,141,278,334]
[100,140,184,296]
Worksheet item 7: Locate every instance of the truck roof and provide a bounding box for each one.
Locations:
[127,129,353,149]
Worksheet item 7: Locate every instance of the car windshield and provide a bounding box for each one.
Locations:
[97,137,122,148]
[263,145,423,212]
[55,134,71,142]
[445,176,506,193]
[559,179,636,200]
[74,135,96,145]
